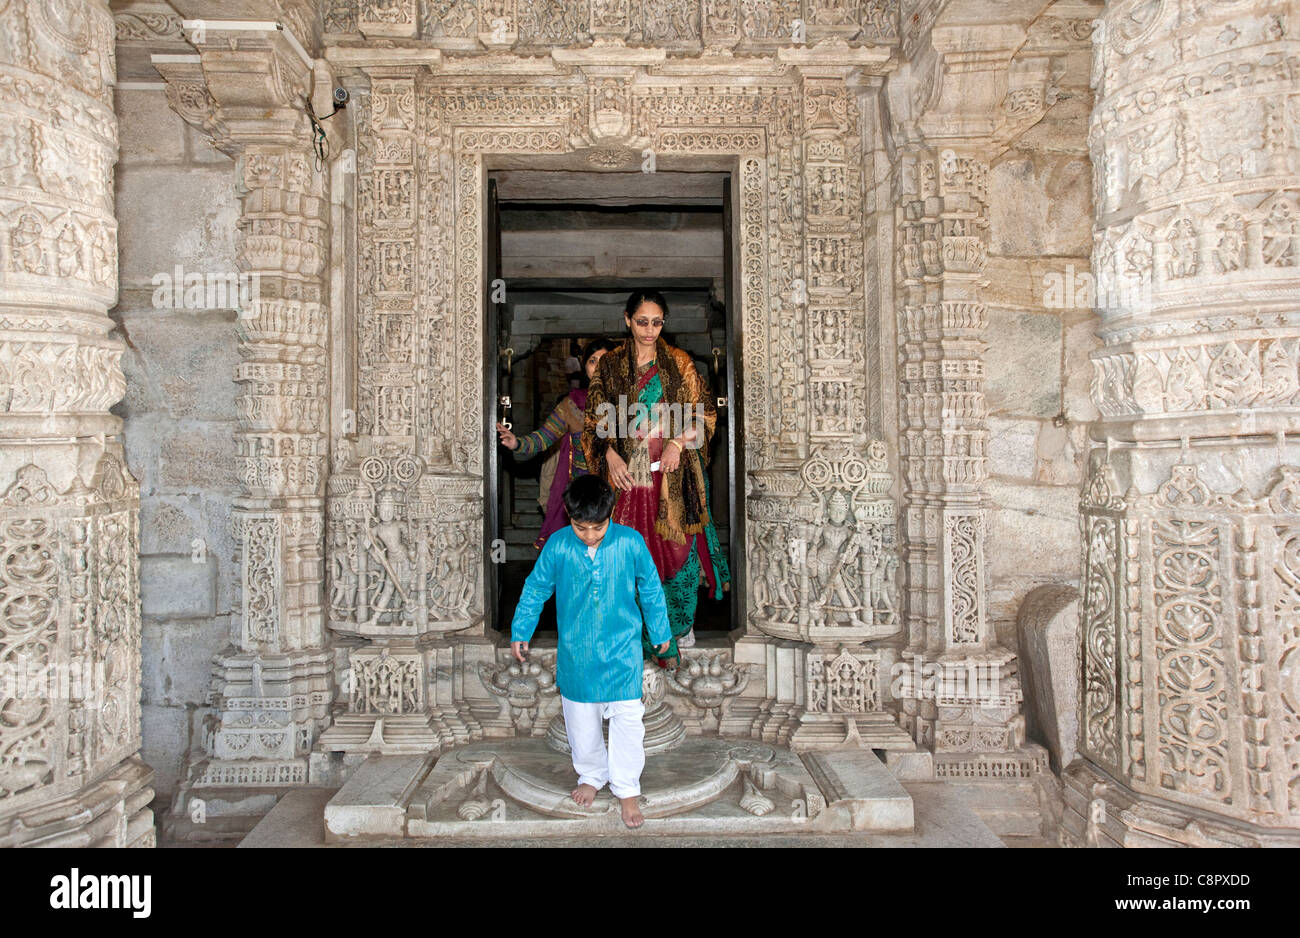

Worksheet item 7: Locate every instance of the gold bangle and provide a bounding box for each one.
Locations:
[667,438,684,453]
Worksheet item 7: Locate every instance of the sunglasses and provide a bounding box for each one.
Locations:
[632,318,664,328]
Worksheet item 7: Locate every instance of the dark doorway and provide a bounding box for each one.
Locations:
[485,170,738,643]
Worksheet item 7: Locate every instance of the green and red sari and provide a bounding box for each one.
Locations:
[583,338,730,663]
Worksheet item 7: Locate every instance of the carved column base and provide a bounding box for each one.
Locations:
[1060,759,1300,849]
[0,757,154,848]
[745,701,800,747]
[896,649,1027,755]
[1080,443,1300,831]
[168,649,332,839]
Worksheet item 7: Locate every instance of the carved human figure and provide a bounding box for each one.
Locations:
[55,224,81,278]
[1215,217,1244,272]
[11,213,45,274]
[365,492,411,623]
[1167,218,1198,279]
[809,490,866,628]
[329,525,359,611]
[871,548,898,622]
[761,524,796,613]
[438,523,474,616]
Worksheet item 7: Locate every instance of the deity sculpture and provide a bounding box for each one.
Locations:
[808,490,867,629]
[364,491,411,625]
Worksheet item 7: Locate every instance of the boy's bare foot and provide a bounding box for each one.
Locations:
[571,783,597,807]
[620,795,644,829]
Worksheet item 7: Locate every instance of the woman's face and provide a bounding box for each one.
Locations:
[625,300,665,354]
[584,348,607,380]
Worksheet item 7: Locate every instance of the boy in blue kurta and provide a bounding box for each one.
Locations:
[510,474,671,829]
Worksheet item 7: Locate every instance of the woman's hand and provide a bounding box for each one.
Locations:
[661,439,684,472]
[607,449,633,490]
[495,422,518,450]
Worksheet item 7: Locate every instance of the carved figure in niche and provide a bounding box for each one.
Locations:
[1214,215,1244,272]
[758,524,796,616]
[778,174,797,224]
[808,647,877,713]
[749,530,771,610]
[1167,218,1197,279]
[808,490,868,629]
[352,652,421,715]
[330,523,360,611]
[434,523,475,617]
[1264,199,1298,268]
[868,531,898,622]
[814,166,840,212]
[11,213,45,274]
[55,223,81,278]
[364,490,412,624]
[814,308,841,353]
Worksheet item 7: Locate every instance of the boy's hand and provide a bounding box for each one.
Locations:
[654,641,671,655]
[511,641,529,663]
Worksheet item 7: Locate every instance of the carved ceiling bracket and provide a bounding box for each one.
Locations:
[888,3,1061,159]
[152,20,318,155]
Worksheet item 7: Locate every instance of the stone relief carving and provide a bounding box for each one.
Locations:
[0,0,152,845]
[327,455,482,633]
[1079,457,1300,827]
[748,442,899,643]
[350,648,425,715]
[0,457,141,816]
[665,653,750,725]
[896,145,992,653]
[806,646,881,713]
[327,0,900,46]
[478,653,559,735]
[1063,0,1300,843]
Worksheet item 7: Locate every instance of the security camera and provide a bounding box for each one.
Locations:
[333,87,349,107]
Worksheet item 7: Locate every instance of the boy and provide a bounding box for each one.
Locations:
[510,474,671,829]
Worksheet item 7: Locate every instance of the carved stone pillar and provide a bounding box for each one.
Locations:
[0,0,154,846]
[155,25,333,836]
[1064,0,1300,846]
[896,145,993,661]
[887,24,1044,762]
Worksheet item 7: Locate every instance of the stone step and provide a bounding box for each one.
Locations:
[239,756,1009,848]
[323,753,433,840]
[800,750,915,832]
[238,788,335,848]
[404,737,840,838]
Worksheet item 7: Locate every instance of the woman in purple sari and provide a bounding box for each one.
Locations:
[496,338,618,548]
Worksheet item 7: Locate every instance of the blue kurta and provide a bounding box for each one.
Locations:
[510,522,671,703]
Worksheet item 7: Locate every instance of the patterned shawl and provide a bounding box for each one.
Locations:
[582,337,717,544]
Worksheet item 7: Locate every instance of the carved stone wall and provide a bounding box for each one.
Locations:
[984,5,1099,638]
[1063,0,1300,845]
[154,22,335,832]
[0,0,153,846]
[131,0,1095,836]
[112,79,242,802]
[311,39,910,760]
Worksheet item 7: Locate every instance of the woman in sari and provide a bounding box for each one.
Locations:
[583,290,730,666]
[497,338,618,548]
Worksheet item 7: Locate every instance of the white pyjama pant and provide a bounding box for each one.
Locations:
[561,695,646,799]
